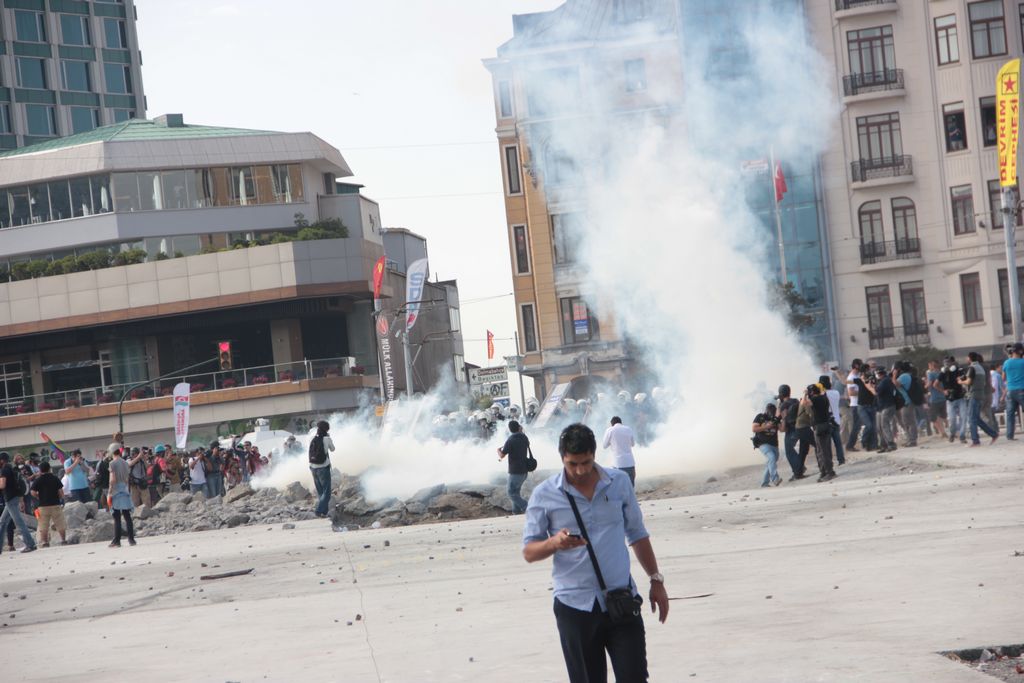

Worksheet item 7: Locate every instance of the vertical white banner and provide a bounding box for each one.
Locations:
[173,382,191,449]
[405,258,429,332]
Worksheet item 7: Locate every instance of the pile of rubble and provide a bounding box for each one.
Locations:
[50,469,535,544]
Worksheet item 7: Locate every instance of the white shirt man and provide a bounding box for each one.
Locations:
[846,369,860,408]
[602,417,637,485]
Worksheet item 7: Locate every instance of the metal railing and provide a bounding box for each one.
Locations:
[851,155,913,183]
[0,356,364,417]
[835,0,896,10]
[842,68,904,97]
[868,324,930,351]
[859,237,921,265]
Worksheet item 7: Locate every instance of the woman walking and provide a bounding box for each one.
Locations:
[107,448,136,547]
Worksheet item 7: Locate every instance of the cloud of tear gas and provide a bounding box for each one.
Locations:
[253,3,838,499]
[521,2,836,473]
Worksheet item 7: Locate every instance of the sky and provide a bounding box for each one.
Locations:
[135,0,562,386]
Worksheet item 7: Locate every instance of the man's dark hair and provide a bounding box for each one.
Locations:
[968,351,982,362]
[558,423,597,457]
[39,461,50,473]
[851,358,863,370]
[0,451,8,463]
[209,440,220,450]
[508,420,521,433]
[610,416,622,425]
[777,384,791,399]
[818,375,832,390]
[317,420,330,435]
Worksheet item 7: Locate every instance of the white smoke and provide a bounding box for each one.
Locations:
[522,2,836,474]
[253,3,840,499]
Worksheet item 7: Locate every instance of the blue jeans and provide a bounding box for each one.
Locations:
[758,444,779,486]
[204,475,223,499]
[1007,389,1024,439]
[190,483,206,495]
[783,430,802,476]
[948,399,966,439]
[830,424,845,464]
[0,496,36,550]
[507,472,528,513]
[848,405,877,450]
[71,488,91,504]
[968,397,998,444]
[310,465,332,516]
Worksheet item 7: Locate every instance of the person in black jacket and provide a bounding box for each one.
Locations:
[807,384,836,482]
[497,420,531,514]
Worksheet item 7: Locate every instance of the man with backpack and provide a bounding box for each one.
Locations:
[0,451,37,553]
[896,363,919,447]
[308,421,336,518]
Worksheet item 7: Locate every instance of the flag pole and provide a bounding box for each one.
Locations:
[769,146,788,283]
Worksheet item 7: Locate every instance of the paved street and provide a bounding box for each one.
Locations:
[3,438,1022,682]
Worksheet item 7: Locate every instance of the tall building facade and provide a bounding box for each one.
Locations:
[485,0,839,399]
[808,0,1024,362]
[0,0,145,150]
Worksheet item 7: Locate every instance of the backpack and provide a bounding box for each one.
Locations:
[908,377,925,406]
[15,471,28,498]
[308,435,327,465]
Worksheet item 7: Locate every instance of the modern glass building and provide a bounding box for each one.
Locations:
[0,0,145,150]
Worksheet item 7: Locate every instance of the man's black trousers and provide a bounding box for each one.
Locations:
[554,597,648,683]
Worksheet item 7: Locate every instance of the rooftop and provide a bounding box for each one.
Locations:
[0,114,276,159]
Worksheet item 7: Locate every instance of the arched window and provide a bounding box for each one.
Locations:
[859,200,884,251]
[891,197,919,254]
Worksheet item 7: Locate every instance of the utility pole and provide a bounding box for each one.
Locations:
[1003,185,1021,341]
[402,329,415,399]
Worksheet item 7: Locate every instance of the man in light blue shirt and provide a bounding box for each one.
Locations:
[64,449,92,504]
[523,423,668,683]
[1002,343,1024,439]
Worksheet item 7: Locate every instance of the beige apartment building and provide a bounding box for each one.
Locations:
[808,0,1024,362]
[483,2,684,401]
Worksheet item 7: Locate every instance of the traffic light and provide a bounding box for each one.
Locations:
[218,341,233,370]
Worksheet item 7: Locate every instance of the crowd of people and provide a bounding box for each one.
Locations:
[752,344,1024,488]
[0,431,303,553]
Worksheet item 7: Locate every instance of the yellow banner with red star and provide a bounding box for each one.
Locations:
[998,58,1020,187]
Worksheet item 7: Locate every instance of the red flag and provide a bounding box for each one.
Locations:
[486,330,495,360]
[774,162,788,203]
[372,256,386,300]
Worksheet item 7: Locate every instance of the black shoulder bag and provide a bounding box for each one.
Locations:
[525,445,538,472]
[563,490,642,624]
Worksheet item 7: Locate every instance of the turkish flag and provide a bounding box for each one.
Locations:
[372,256,386,300]
[774,162,788,203]
[487,330,495,360]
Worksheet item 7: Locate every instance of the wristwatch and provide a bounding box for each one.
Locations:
[648,572,665,583]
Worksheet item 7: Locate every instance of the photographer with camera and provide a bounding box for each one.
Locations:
[752,403,782,487]
[940,356,967,443]
[806,384,836,482]
[187,448,208,497]
[846,359,877,452]
[819,375,845,466]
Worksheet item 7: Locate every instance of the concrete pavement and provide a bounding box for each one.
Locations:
[2,436,1021,682]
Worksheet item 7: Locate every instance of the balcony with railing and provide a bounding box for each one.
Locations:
[0,356,366,418]
[835,0,898,15]
[843,69,904,98]
[859,238,921,265]
[851,155,913,184]
[868,323,930,351]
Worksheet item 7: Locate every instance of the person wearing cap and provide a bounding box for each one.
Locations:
[806,384,836,482]
[0,451,37,553]
[1002,344,1024,439]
